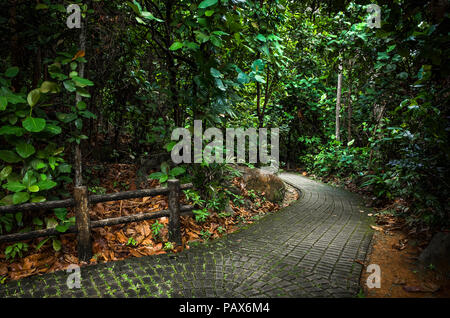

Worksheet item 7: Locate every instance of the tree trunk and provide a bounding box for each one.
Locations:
[347,84,352,141]
[74,20,86,187]
[256,82,261,125]
[165,0,181,127]
[335,64,342,142]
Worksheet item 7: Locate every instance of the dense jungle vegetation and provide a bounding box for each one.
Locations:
[0,0,448,260]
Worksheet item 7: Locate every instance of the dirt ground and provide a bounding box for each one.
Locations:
[361,228,450,298]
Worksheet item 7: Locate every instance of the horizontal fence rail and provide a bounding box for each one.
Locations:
[0,183,193,214]
[0,179,193,261]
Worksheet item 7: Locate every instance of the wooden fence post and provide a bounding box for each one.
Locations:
[74,186,92,262]
[168,179,182,246]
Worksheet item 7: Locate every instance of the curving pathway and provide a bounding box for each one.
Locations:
[0,173,373,298]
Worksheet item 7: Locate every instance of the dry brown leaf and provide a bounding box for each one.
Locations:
[154,243,163,251]
[116,230,128,244]
[129,250,142,257]
[0,263,8,276]
[72,50,85,61]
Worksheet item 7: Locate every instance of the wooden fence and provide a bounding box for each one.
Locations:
[0,179,193,261]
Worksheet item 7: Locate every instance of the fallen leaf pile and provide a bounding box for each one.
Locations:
[0,163,295,282]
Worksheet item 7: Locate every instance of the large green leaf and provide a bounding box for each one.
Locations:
[159,174,168,183]
[23,117,46,132]
[72,76,94,87]
[149,171,164,179]
[76,87,91,98]
[63,80,76,92]
[209,35,222,47]
[160,162,170,175]
[256,34,267,42]
[198,0,218,9]
[76,101,87,110]
[31,159,46,170]
[0,150,22,163]
[0,166,12,180]
[2,181,26,192]
[237,72,250,84]
[215,78,226,91]
[210,67,223,78]
[54,208,68,221]
[37,179,57,191]
[56,112,77,123]
[0,96,7,111]
[44,124,62,135]
[39,81,60,93]
[254,74,266,83]
[52,238,62,251]
[194,31,210,43]
[170,166,186,177]
[35,237,50,250]
[0,125,24,136]
[31,196,46,203]
[27,89,41,107]
[28,185,40,192]
[12,192,30,205]
[251,59,265,72]
[16,142,36,159]
[0,195,13,206]
[169,42,184,51]
[185,42,200,50]
[126,1,142,15]
[141,11,164,22]
[5,67,19,78]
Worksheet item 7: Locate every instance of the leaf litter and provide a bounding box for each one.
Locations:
[0,163,298,282]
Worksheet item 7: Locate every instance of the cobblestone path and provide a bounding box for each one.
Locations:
[0,173,373,298]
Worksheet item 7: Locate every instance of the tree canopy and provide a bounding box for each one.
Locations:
[0,0,448,254]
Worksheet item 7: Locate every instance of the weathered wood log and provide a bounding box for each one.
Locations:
[90,205,193,229]
[0,198,75,214]
[89,183,193,204]
[74,186,92,262]
[168,179,182,246]
[0,183,193,214]
[0,205,193,243]
[0,226,78,243]
[89,187,168,204]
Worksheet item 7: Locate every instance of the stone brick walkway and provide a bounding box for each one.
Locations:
[0,173,373,298]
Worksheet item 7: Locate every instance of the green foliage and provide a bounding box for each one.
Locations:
[163,241,175,250]
[151,220,164,237]
[127,237,138,246]
[193,208,209,223]
[301,140,370,178]
[148,162,186,186]
[5,242,28,260]
[0,0,447,256]
[199,229,212,241]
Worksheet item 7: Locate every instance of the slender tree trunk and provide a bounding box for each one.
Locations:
[165,0,181,127]
[347,84,352,141]
[256,82,261,125]
[260,67,271,128]
[9,0,21,89]
[335,64,342,142]
[32,47,41,88]
[74,20,86,187]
